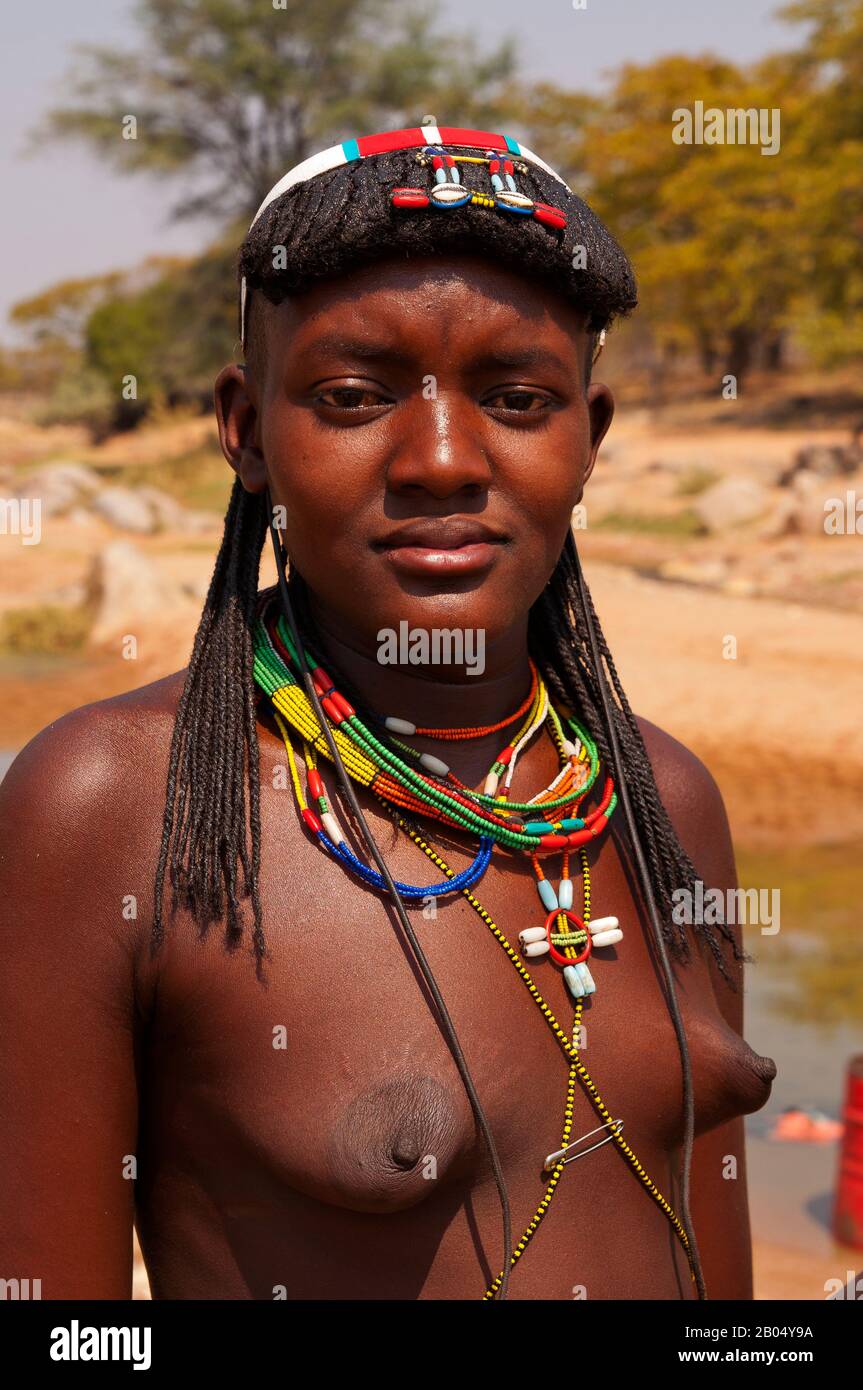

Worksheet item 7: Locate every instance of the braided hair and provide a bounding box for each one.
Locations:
[154,140,742,987]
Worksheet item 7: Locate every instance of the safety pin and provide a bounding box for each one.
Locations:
[543,1118,624,1171]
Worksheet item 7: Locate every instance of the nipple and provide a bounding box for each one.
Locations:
[324,1074,470,1212]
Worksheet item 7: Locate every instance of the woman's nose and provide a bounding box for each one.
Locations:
[385,393,493,499]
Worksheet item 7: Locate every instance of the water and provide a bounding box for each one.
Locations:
[735,845,863,1259]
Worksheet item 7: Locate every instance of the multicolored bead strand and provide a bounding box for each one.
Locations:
[255,591,620,997]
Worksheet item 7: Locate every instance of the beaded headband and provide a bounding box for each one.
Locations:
[239,125,574,349]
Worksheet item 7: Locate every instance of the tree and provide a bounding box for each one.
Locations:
[507,55,809,386]
[10,273,126,351]
[777,0,863,365]
[33,0,516,221]
[84,243,239,421]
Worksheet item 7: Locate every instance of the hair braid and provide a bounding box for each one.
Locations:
[153,479,268,962]
[529,531,743,983]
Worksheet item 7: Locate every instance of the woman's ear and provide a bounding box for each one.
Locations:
[580,382,615,492]
[214,363,268,494]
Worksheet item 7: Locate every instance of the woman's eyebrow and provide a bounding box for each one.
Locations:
[469,345,571,373]
[300,333,409,363]
[301,335,572,374]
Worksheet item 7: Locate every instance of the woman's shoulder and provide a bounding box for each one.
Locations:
[635,713,730,838]
[634,713,743,994]
[0,672,191,930]
[0,675,195,1007]
[2,670,188,818]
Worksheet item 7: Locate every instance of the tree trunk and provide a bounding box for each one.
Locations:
[764,332,784,372]
[697,333,716,377]
[725,327,754,390]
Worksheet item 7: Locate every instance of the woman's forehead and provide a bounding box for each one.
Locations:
[260,254,590,357]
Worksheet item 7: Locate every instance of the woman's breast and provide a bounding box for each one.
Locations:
[142,863,776,1222]
[320,1072,479,1213]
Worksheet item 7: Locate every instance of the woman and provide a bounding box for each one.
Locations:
[0,125,776,1301]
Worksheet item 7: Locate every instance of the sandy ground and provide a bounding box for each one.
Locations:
[3,537,861,851]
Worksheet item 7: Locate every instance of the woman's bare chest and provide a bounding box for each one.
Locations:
[141,815,774,1220]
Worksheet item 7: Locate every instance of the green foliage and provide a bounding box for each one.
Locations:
[34,365,116,438]
[0,603,92,656]
[594,509,704,537]
[507,3,863,375]
[84,244,238,420]
[10,272,126,350]
[674,465,720,497]
[776,0,863,365]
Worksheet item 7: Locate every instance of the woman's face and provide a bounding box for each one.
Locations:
[216,252,614,670]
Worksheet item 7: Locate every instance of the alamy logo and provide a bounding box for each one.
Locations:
[377,621,486,676]
[50,1320,152,1371]
[0,1276,42,1299]
[672,101,780,156]
[671,880,780,935]
[0,497,41,544]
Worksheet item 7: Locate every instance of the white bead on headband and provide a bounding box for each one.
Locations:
[239,124,572,349]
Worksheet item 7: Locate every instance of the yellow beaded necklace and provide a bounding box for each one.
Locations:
[400,821,699,1300]
[273,698,699,1297]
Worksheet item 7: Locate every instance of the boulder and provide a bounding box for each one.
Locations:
[657,558,729,588]
[755,492,800,540]
[692,477,772,533]
[86,540,181,644]
[91,486,157,533]
[14,461,101,518]
[789,472,843,536]
[137,486,188,531]
[780,443,861,485]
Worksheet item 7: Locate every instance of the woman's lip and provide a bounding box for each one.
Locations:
[381,541,503,576]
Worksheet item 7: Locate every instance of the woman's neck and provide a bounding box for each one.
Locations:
[301,591,539,787]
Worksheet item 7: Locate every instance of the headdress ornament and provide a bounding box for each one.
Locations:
[239,125,573,348]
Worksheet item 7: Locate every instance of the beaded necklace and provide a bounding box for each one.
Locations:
[251,592,699,1296]
[254,595,621,1000]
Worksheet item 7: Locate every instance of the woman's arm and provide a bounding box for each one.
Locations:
[638,716,761,1299]
[682,764,755,1299]
[0,713,141,1299]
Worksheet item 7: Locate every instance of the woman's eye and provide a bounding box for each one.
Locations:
[486,390,552,414]
[315,386,391,410]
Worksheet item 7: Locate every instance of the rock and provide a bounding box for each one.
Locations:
[86,540,181,644]
[693,477,772,533]
[657,558,729,588]
[39,461,101,494]
[720,576,758,598]
[788,472,839,536]
[13,461,102,518]
[780,443,861,485]
[137,486,189,531]
[91,486,157,533]
[755,493,799,540]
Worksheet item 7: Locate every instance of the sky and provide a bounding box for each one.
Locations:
[1,0,796,335]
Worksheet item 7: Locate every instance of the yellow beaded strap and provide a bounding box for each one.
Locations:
[398,823,698,1299]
